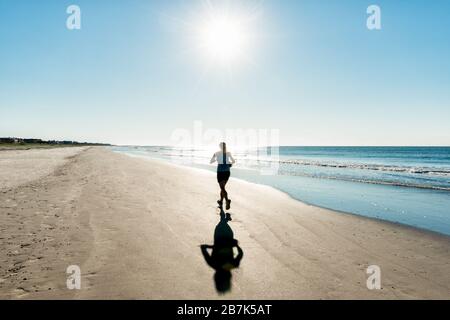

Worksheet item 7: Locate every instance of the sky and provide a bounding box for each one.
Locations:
[1,0,449,146]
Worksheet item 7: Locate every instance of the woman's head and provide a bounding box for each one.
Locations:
[214,270,232,294]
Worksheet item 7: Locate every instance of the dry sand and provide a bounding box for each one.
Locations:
[0,147,449,299]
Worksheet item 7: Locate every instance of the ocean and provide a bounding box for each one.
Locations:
[112,146,450,236]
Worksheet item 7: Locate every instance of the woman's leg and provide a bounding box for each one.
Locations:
[221,179,232,210]
[219,180,228,202]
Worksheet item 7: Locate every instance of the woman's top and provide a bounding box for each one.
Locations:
[214,151,233,172]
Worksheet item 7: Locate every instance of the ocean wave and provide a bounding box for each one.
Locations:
[121,147,450,177]
[114,147,450,191]
[277,159,450,177]
[128,147,450,177]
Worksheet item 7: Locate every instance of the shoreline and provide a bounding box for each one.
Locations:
[1,147,450,299]
[115,150,450,239]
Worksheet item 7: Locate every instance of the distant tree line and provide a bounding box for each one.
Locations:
[0,137,111,146]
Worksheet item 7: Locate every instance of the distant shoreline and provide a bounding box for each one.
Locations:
[0,143,91,151]
[0,137,112,151]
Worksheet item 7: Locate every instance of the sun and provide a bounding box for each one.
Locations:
[198,14,248,65]
[169,0,263,71]
[185,1,263,69]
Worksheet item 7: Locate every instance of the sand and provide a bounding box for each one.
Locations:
[0,147,87,191]
[0,147,449,299]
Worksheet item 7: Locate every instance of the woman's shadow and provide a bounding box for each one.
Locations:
[200,208,244,294]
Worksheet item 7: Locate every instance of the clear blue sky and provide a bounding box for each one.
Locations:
[1,0,449,146]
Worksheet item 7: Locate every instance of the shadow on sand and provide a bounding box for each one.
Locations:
[200,208,244,294]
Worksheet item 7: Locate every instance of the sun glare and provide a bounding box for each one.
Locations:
[185,1,262,69]
[199,15,248,64]
[167,1,263,71]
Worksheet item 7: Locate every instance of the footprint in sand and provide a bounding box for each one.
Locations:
[13,287,30,298]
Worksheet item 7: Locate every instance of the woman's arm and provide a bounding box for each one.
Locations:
[229,153,236,164]
[200,244,214,268]
[210,153,217,164]
[233,244,244,267]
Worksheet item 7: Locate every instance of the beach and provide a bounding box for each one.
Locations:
[1,147,449,299]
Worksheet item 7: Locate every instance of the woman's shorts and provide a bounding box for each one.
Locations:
[217,171,230,183]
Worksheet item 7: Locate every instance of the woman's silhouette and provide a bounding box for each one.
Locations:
[210,142,235,210]
[200,210,243,293]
